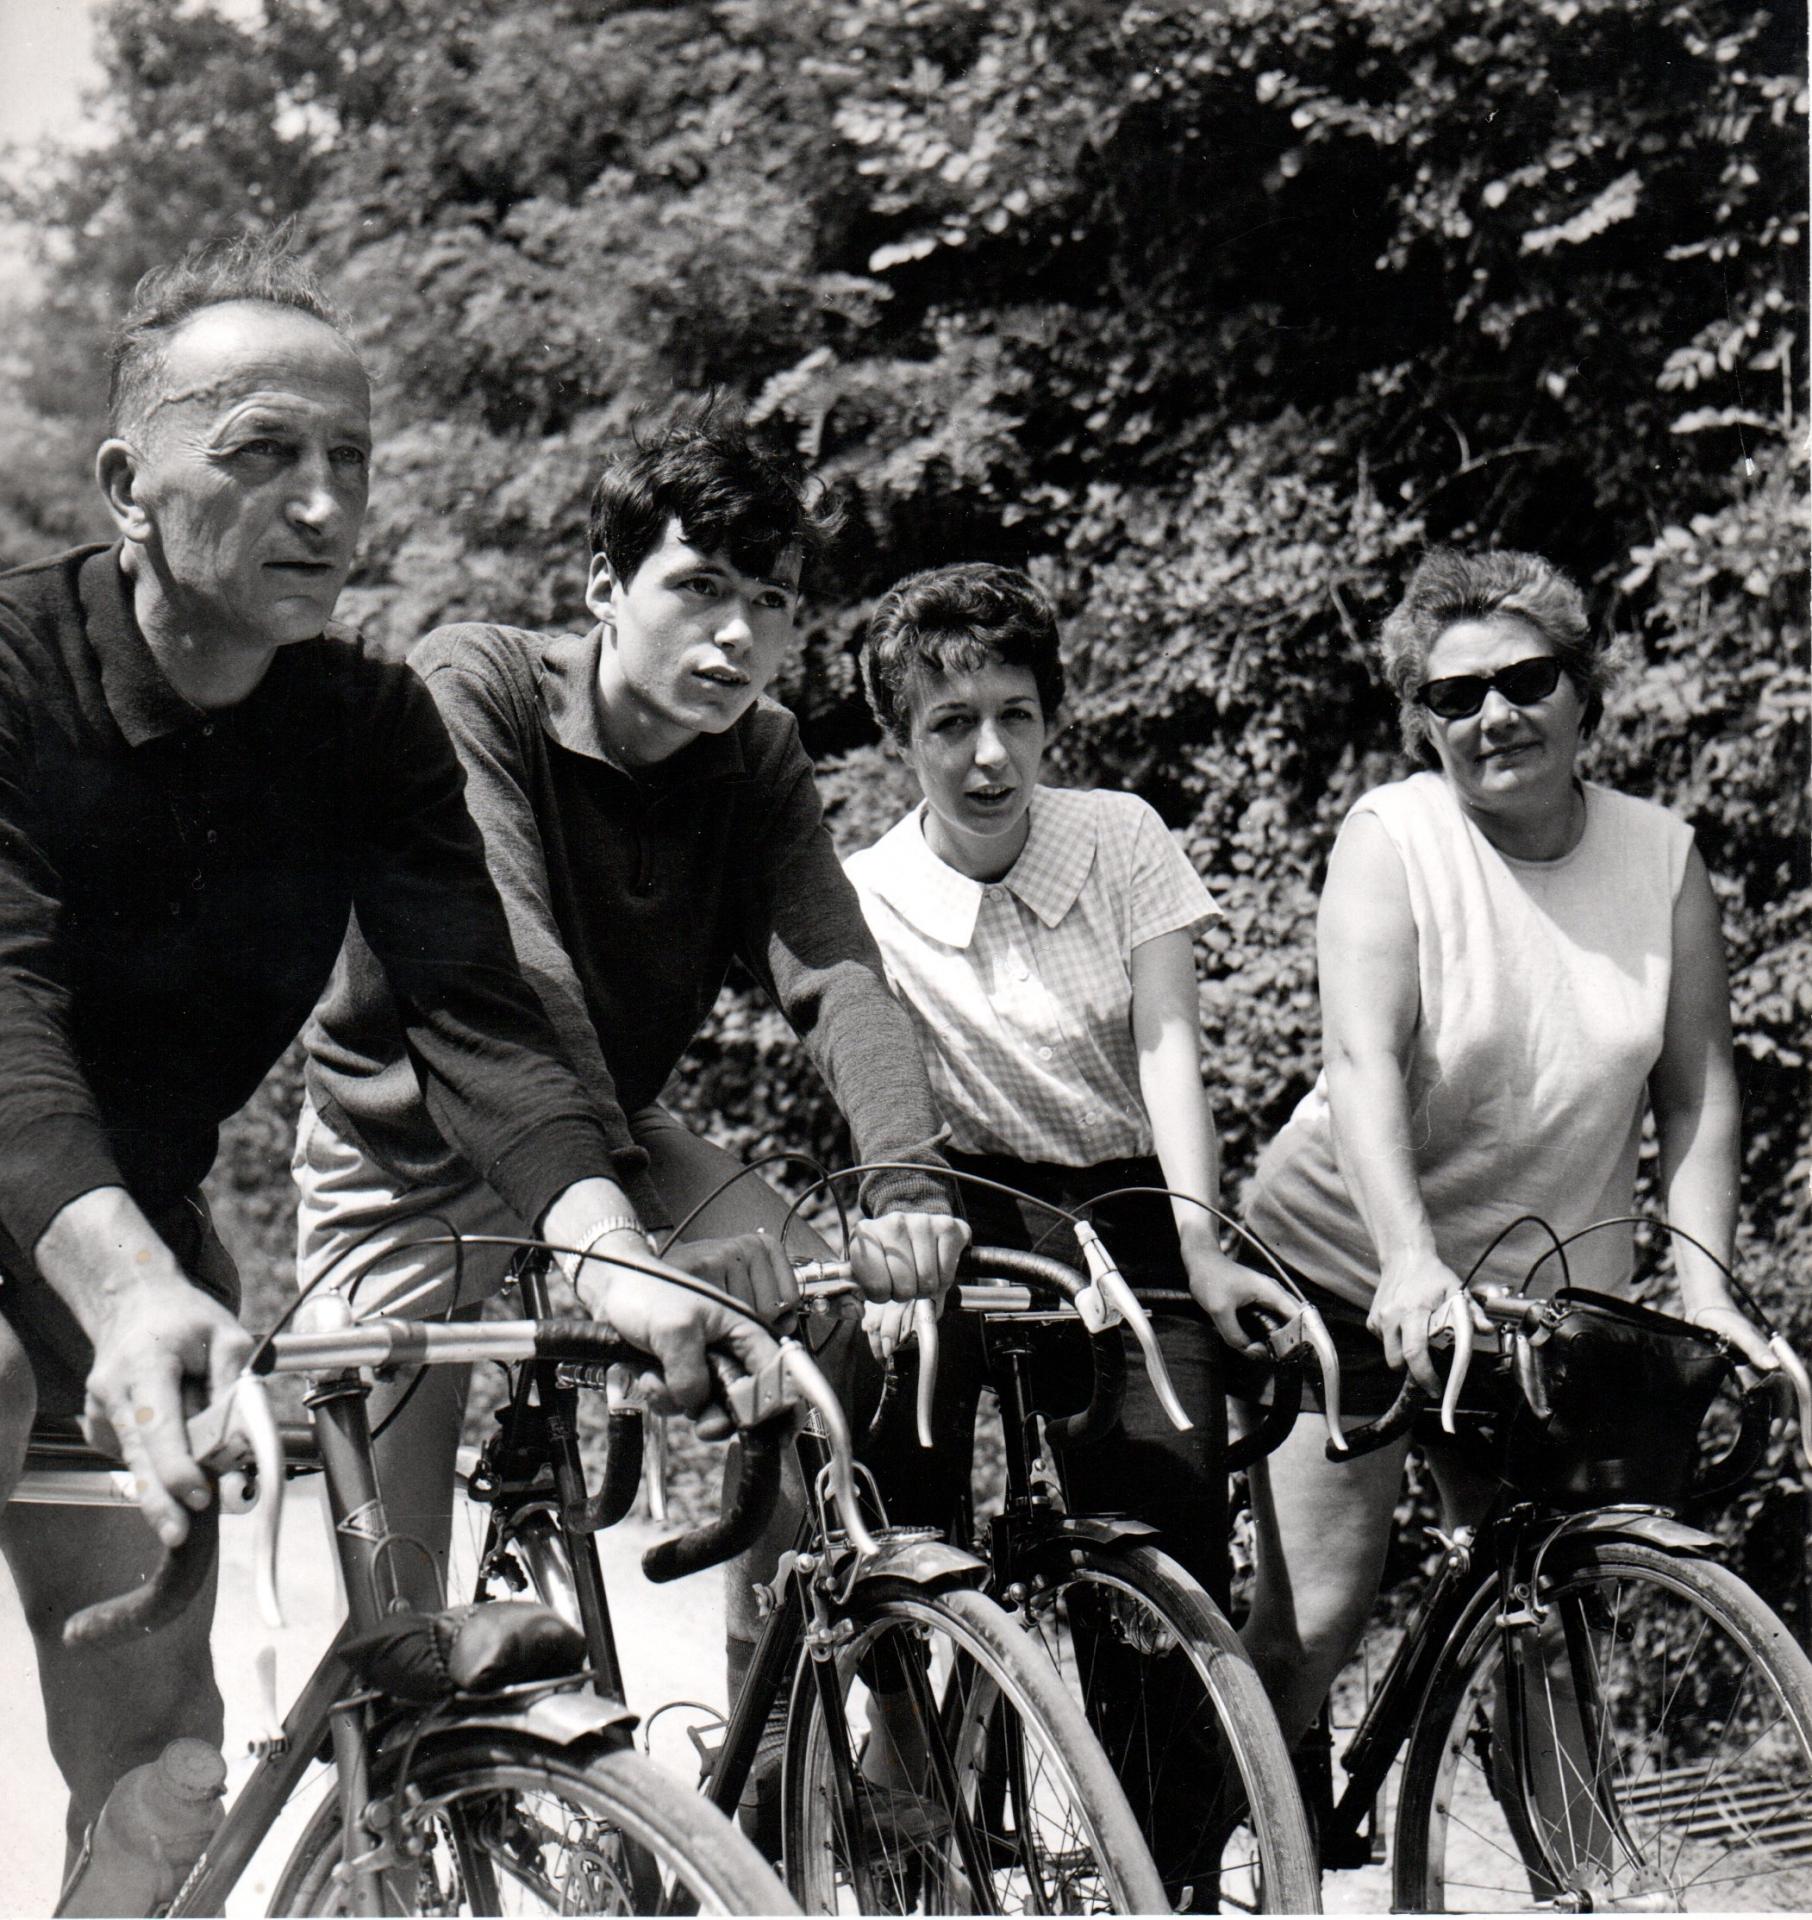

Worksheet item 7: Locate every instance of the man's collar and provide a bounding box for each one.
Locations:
[537,624,748,784]
[856,789,1097,947]
[80,545,207,746]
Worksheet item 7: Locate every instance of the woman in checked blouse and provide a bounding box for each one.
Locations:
[844,562,1296,1593]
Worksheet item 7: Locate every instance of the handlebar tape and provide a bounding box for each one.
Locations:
[62,1499,220,1649]
[1690,1373,1781,1503]
[1329,1376,1427,1461]
[642,1422,783,1584]
[571,1408,644,1534]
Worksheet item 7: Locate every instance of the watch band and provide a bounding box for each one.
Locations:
[564,1215,653,1280]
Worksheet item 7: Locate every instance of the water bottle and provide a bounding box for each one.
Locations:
[59,1737,227,1918]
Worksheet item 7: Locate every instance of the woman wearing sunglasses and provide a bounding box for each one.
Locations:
[1236,545,1774,1753]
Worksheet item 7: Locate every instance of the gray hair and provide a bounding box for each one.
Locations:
[1377,547,1623,759]
[108,232,350,434]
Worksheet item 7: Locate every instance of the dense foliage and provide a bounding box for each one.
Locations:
[4,0,1806,1587]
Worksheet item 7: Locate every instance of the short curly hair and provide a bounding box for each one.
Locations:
[587,399,840,592]
[861,563,1065,746]
[108,232,350,435]
[1378,547,1623,760]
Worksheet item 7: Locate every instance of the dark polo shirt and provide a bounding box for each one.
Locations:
[0,545,611,1293]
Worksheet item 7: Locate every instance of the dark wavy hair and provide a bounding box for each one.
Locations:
[861,563,1066,746]
[108,231,349,434]
[1378,547,1626,760]
[587,399,840,590]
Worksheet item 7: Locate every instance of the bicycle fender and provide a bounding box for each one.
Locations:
[373,1685,638,1761]
[1543,1508,1721,1557]
[1037,1513,1159,1551]
[842,1534,987,1591]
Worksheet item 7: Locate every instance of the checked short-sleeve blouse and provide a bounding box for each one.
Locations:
[844,786,1217,1166]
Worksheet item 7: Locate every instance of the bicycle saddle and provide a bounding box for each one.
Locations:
[343,1600,587,1702]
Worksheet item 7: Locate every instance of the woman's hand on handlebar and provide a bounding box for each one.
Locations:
[1178,1225,1300,1357]
[1368,1249,1474,1393]
[573,1255,781,1443]
[1688,1299,1779,1372]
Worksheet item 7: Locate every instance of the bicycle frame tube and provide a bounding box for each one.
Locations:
[169,1639,360,1916]
[705,1548,808,1819]
[1326,1514,1500,1844]
[172,1374,411,1916]
[510,1259,627,1698]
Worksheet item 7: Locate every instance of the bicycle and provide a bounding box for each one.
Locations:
[15,1270,817,1917]
[1288,1235,1812,1913]
[463,1240,1173,1914]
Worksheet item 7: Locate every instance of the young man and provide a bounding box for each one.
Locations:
[0,242,777,1866]
[296,409,968,1719]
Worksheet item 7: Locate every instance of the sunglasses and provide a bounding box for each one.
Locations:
[1415,655,1566,722]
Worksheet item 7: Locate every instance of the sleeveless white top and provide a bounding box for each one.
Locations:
[1246,772,1694,1305]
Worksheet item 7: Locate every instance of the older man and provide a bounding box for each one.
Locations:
[0,238,782,1863]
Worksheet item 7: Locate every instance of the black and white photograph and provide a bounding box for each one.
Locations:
[0,1,1806,1913]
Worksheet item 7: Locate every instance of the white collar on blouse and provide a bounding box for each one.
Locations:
[854,787,1099,948]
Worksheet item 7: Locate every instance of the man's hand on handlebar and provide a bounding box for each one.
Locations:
[849,1210,970,1361]
[1178,1224,1301,1357]
[660,1231,801,1332]
[849,1211,971,1304]
[81,1271,253,1550]
[571,1245,781,1444]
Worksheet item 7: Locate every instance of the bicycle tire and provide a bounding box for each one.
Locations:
[268,1729,795,1916]
[781,1577,1168,1914]
[1394,1537,1812,1912]
[1018,1538,1320,1913]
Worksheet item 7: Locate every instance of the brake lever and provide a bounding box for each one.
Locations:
[1429,1293,1475,1435]
[1246,1303,1346,1452]
[1769,1334,1812,1471]
[720,1338,880,1560]
[187,1374,285,1630]
[1296,1305,1346,1452]
[1073,1221,1192,1433]
[912,1297,938,1450]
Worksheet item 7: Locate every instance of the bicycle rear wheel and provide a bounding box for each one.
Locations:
[1395,1537,1812,1912]
[1019,1538,1320,1912]
[269,1729,794,1915]
[781,1579,1166,1914]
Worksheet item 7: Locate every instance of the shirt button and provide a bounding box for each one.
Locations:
[201,723,215,738]
[1038,1046,1053,1061]
[985,886,1003,900]
[205,830,219,845]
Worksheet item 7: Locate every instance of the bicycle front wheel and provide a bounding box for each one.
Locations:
[1020,1538,1320,1913]
[1395,1537,1812,1912]
[782,1579,1166,1914]
[269,1729,795,1915]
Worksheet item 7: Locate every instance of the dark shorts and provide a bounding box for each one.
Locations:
[0,1190,241,1418]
